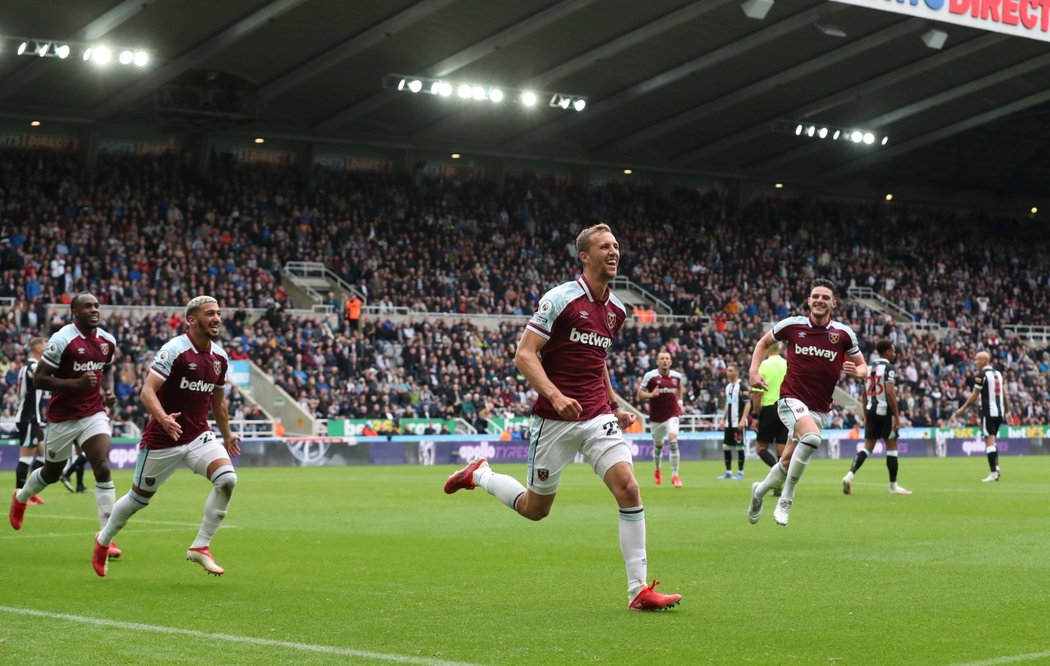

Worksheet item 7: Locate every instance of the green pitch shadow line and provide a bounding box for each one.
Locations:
[0,606,484,666]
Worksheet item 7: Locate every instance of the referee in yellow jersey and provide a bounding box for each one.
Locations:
[750,342,789,469]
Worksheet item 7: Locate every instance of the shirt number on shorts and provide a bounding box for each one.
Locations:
[602,421,621,437]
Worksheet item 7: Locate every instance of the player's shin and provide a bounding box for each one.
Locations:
[755,461,787,496]
[782,432,820,500]
[669,441,680,476]
[191,467,237,549]
[16,467,49,503]
[618,506,647,599]
[95,481,116,529]
[99,490,150,545]
[476,464,526,510]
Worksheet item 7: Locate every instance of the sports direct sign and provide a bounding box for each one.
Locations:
[832,0,1050,42]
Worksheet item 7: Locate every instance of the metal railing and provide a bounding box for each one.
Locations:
[610,276,674,315]
[210,419,276,438]
[1002,324,1050,343]
[283,261,366,303]
[847,286,915,322]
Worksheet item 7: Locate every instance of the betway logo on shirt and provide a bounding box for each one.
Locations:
[179,376,216,393]
[794,344,838,361]
[73,361,106,372]
[569,327,612,350]
[656,387,677,394]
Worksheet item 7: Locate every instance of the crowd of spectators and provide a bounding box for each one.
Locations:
[0,147,1047,435]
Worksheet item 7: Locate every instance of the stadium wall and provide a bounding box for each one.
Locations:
[2,429,1045,471]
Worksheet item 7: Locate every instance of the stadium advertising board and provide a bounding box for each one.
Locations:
[0,132,77,151]
[313,154,393,172]
[98,139,179,155]
[831,0,1050,43]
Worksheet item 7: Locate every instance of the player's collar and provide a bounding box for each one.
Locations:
[577,275,610,304]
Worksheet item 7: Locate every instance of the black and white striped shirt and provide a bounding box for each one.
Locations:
[724,380,747,428]
[15,358,44,425]
[975,365,1006,418]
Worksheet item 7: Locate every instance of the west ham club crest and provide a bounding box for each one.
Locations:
[606,312,617,330]
[828,332,840,345]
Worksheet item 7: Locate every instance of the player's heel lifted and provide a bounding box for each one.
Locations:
[629,579,681,611]
[9,491,27,530]
[444,457,487,494]
[92,533,109,577]
[187,546,225,576]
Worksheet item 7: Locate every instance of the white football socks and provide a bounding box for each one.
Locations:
[619,506,647,599]
[95,481,116,530]
[475,464,526,511]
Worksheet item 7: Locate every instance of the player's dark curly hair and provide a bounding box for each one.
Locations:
[811,278,837,297]
[875,339,894,355]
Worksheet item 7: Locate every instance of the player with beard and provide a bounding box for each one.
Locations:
[636,351,685,487]
[93,296,240,577]
[10,293,122,561]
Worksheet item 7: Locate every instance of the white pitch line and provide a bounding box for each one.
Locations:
[0,606,484,666]
[947,651,1050,666]
[0,527,185,541]
[19,513,205,527]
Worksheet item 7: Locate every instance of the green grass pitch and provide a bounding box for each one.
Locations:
[1,457,1048,665]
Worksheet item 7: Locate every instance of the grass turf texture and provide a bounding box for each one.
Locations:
[1,457,1048,665]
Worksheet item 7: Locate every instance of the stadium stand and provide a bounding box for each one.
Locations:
[1,150,1047,434]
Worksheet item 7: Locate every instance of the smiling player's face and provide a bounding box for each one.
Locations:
[191,303,222,341]
[582,231,619,281]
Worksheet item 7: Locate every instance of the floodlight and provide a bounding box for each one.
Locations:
[133,51,149,67]
[863,132,875,144]
[850,130,862,143]
[471,85,486,100]
[521,91,537,106]
[818,127,828,139]
[119,49,134,65]
[457,84,472,99]
[17,41,28,55]
[408,79,423,93]
[573,98,586,111]
[489,88,504,103]
[55,44,70,59]
[92,46,112,64]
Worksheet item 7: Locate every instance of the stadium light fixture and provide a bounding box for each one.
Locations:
[9,35,146,66]
[30,120,41,127]
[1031,206,1038,214]
[254,137,265,144]
[741,0,774,20]
[922,28,948,50]
[451,153,461,159]
[91,46,112,65]
[623,169,633,175]
[778,119,889,149]
[774,182,784,189]
[386,74,583,112]
[885,193,893,201]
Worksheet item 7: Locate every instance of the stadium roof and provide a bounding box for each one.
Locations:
[2,0,1049,202]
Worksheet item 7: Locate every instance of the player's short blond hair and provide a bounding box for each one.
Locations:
[185,296,219,319]
[575,223,613,255]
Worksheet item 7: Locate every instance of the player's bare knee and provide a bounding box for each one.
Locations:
[519,502,550,521]
[613,479,641,506]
